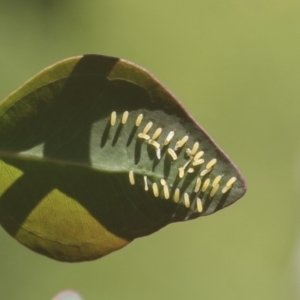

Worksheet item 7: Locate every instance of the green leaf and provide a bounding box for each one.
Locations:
[0,55,246,262]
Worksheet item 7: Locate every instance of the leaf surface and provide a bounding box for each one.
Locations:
[0,55,246,261]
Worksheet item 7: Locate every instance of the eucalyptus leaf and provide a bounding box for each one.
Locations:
[0,55,246,262]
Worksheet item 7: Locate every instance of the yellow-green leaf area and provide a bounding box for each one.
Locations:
[0,55,246,261]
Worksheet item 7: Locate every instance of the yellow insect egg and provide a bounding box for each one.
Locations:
[152,182,159,197]
[110,111,117,126]
[149,140,160,149]
[210,184,219,197]
[160,178,167,186]
[175,135,189,150]
[143,176,149,191]
[212,175,222,187]
[129,170,135,185]
[194,177,202,193]
[178,167,185,178]
[191,142,200,156]
[163,185,170,199]
[222,177,237,193]
[137,133,150,140]
[184,193,190,208]
[222,186,229,194]
[192,159,204,166]
[152,127,162,140]
[202,178,210,192]
[194,151,204,161]
[200,168,212,177]
[135,113,143,126]
[121,111,129,124]
[226,176,237,187]
[164,130,175,145]
[187,168,194,173]
[174,188,180,203]
[206,158,217,169]
[143,121,153,134]
[196,197,203,213]
[167,148,177,160]
[156,148,161,159]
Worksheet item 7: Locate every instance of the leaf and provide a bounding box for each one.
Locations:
[0,55,247,262]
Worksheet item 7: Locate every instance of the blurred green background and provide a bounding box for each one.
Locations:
[1,1,300,299]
